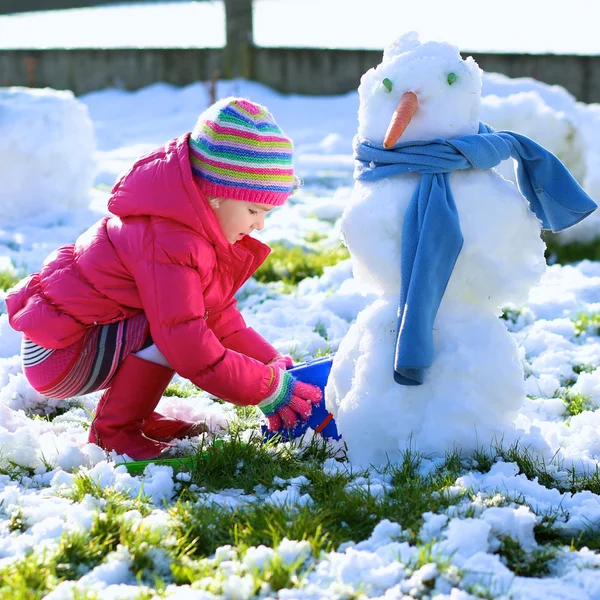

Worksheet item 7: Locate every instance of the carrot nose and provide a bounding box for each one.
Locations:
[383,91,419,148]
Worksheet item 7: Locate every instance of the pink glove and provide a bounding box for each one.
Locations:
[258,368,322,431]
[268,354,295,370]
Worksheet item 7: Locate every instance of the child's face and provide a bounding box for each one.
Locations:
[210,198,275,244]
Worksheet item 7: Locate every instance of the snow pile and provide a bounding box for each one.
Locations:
[481,72,600,244]
[481,91,585,183]
[481,71,579,115]
[0,87,96,223]
[562,102,600,243]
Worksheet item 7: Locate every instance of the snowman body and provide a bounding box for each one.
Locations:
[325,34,547,466]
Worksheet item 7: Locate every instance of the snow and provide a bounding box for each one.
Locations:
[4,31,600,597]
[481,91,585,183]
[0,87,96,224]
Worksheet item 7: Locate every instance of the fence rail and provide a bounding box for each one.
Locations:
[1,47,600,102]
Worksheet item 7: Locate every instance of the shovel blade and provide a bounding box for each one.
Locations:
[262,355,342,442]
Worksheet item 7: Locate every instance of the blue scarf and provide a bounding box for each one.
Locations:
[353,122,597,386]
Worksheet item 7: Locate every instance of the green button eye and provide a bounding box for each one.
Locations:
[447,72,457,85]
[382,78,393,92]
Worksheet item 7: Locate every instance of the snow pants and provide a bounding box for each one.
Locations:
[21,313,151,399]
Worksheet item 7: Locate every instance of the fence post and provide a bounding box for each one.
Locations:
[222,0,253,80]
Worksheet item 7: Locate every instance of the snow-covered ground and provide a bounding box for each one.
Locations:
[3,70,600,597]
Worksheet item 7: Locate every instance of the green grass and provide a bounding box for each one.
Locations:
[472,441,558,489]
[313,320,329,340]
[163,381,200,398]
[500,305,523,324]
[0,441,472,598]
[470,442,600,556]
[304,230,328,244]
[496,536,557,577]
[572,311,600,337]
[0,503,168,598]
[254,242,350,285]
[0,472,169,598]
[61,471,154,509]
[166,447,474,593]
[5,436,600,598]
[549,369,595,417]
[162,442,468,551]
[0,453,39,480]
[559,388,594,417]
[6,506,28,533]
[171,433,330,494]
[572,363,596,375]
[0,267,21,292]
[544,232,600,265]
[314,345,334,358]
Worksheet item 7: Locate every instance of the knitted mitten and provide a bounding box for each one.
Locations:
[267,354,295,370]
[258,368,322,431]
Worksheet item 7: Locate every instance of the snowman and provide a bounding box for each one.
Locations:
[325,32,596,467]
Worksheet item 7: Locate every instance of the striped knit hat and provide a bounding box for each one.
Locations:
[189,97,297,206]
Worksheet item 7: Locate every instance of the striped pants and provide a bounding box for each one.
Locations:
[22,313,151,400]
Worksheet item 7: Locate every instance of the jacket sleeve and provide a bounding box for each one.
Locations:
[207,298,279,364]
[124,232,272,406]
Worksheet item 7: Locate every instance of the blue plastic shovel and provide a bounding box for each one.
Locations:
[261,354,342,442]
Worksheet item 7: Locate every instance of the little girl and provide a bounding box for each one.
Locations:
[6,97,322,460]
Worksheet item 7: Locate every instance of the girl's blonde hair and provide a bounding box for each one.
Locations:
[207,196,220,209]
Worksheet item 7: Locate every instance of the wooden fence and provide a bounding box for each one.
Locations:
[1,47,600,102]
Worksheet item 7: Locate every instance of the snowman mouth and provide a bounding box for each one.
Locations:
[383,91,419,148]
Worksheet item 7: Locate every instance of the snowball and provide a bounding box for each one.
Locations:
[0,87,96,223]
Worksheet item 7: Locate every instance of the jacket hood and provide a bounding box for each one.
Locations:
[108,134,270,262]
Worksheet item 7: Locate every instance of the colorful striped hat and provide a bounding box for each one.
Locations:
[189,97,298,206]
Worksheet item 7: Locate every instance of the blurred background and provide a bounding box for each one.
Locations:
[1,0,600,268]
[0,0,599,101]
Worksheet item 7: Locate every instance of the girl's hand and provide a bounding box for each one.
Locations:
[258,368,322,431]
[268,354,295,370]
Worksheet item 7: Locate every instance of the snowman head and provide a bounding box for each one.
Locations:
[358,32,482,146]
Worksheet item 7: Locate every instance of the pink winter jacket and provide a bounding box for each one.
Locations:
[6,134,280,406]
